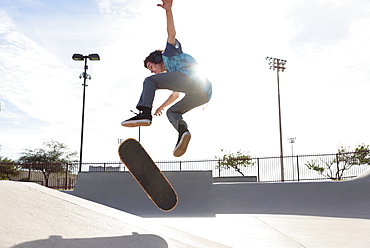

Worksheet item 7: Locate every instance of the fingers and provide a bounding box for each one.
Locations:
[157,0,165,8]
[157,0,172,10]
[154,109,163,116]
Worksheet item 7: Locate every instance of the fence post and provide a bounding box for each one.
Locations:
[336,153,340,180]
[257,158,260,182]
[218,159,221,177]
[296,156,300,182]
[27,163,32,181]
[64,163,69,190]
[179,161,182,171]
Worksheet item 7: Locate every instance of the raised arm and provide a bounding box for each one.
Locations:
[157,0,176,45]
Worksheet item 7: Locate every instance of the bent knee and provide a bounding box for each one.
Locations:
[166,108,174,118]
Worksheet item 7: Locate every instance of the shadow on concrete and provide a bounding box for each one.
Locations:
[11,233,168,248]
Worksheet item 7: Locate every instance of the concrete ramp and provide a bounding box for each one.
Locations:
[213,168,370,218]
[71,171,213,217]
[5,169,370,247]
[0,181,226,248]
[70,169,370,219]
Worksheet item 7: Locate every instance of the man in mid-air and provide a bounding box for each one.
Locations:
[121,0,212,157]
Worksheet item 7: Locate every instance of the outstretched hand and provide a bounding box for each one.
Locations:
[154,108,164,116]
[157,0,173,10]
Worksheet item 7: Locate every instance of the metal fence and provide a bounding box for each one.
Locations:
[1,151,369,190]
[156,152,369,182]
[0,163,78,190]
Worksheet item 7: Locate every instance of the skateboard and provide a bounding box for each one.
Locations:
[118,138,178,211]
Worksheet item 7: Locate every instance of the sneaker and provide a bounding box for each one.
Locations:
[121,110,152,127]
[173,124,191,157]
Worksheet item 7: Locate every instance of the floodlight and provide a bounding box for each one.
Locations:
[88,54,100,61]
[266,56,287,182]
[72,54,84,60]
[72,52,100,172]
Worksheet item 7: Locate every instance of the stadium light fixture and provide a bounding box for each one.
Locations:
[72,53,100,172]
[266,56,287,182]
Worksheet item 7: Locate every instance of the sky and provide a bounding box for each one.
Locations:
[1,0,370,162]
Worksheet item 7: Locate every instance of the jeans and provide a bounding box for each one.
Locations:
[137,71,211,131]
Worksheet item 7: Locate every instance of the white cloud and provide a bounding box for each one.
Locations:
[289,0,370,47]
[97,0,140,17]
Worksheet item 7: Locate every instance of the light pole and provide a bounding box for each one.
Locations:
[288,137,296,180]
[266,56,287,182]
[72,53,100,172]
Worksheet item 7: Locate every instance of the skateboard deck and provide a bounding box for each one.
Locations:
[118,138,178,211]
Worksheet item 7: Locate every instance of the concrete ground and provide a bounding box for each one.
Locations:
[0,181,225,248]
[152,214,370,247]
[1,169,370,247]
[152,168,370,247]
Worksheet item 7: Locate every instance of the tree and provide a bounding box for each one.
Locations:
[18,140,78,186]
[215,149,255,176]
[306,144,370,180]
[0,156,18,180]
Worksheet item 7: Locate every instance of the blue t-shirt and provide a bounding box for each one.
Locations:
[162,40,212,99]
